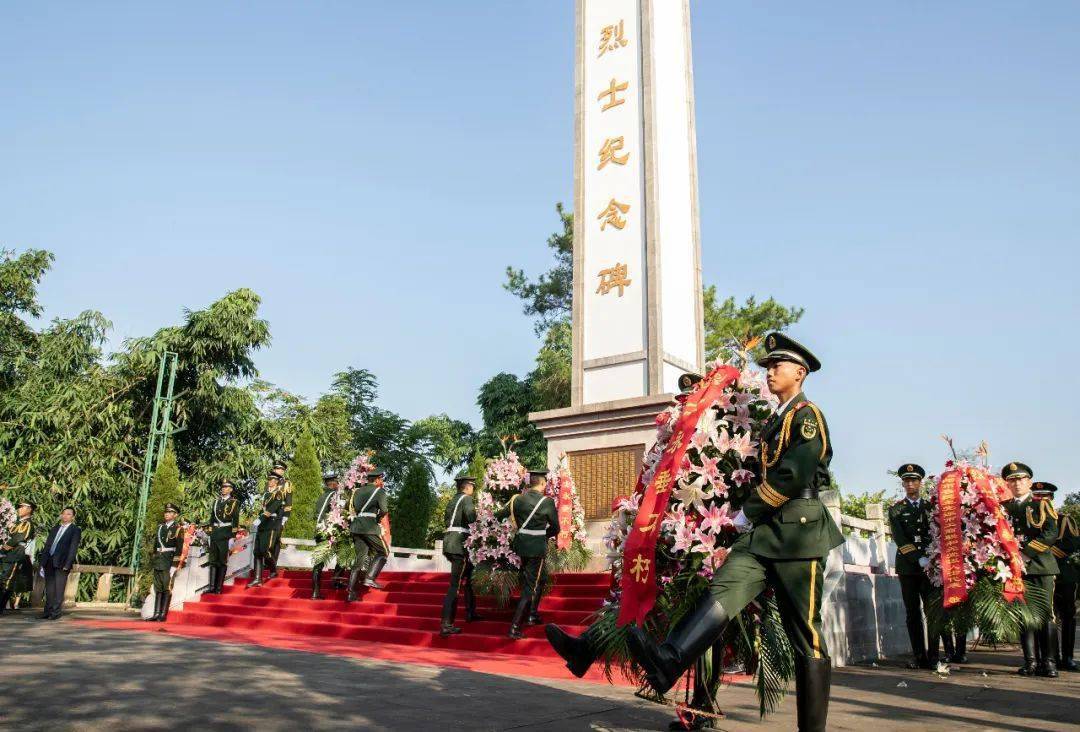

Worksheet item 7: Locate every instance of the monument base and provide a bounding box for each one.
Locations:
[530,393,673,561]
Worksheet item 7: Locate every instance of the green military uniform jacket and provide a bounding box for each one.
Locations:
[442,492,476,556]
[259,488,286,523]
[151,520,185,572]
[1,518,34,592]
[495,490,559,558]
[314,488,338,538]
[349,483,388,536]
[1005,496,1059,576]
[889,497,931,576]
[1052,513,1079,584]
[281,479,294,522]
[742,393,843,559]
[206,498,240,542]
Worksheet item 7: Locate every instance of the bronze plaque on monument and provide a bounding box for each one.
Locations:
[568,445,643,520]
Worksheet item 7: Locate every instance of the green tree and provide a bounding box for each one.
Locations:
[476,373,546,467]
[503,203,573,336]
[529,318,572,411]
[703,287,805,362]
[0,248,54,390]
[392,460,436,549]
[143,447,184,564]
[283,429,322,539]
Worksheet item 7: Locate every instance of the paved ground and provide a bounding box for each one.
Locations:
[1,611,1076,731]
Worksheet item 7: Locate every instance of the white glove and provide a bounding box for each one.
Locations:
[169,567,177,578]
[733,509,753,534]
[281,517,288,527]
[252,518,261,531]
[228,539,235,550]
[918,557,929,569]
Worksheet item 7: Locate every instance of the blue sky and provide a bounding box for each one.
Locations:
[2,2,1078,498]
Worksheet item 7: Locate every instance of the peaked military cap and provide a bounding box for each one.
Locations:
[17,500,36,511]
[898,463,926,480]
[1002,462,1033,480]
[271,463,287,475]
[756,332,821,373]
[1032,481,1057,496]
[322,470,338,481]
[164,502,180,513]
[678,372,704,393]
[528,469,550,482]
[367,469,385,479]
[454,475,478,486]
[220,479,235,488]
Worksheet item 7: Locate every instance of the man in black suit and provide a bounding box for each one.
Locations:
[40,507,81,620]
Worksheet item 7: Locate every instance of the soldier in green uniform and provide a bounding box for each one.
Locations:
[311,470,345,600]
[627,333,842,732]
[270,462,293,574]
[1002,462,1059,677]
[0,500,35,615]
[203,479,240,595]
[247,473,286,589]
[888,463,948,669]
[440,475,481,637]
[496,469,560,639]
[148,503,185,622]
[1049,485,1079,672]
[347,469,389,601]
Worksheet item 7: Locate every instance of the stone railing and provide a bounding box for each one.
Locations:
[30,564,134,610]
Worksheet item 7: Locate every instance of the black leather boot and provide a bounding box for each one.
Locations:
[311,567,323,600]
[441,586,462,636]
[1037,622,1059,677]
[940,633,955,663]
[205,566,220,595]
[364,556,387,589]
[545,624,598,678]
[464,582,483,622]
[508,597,529,640]
[266,556,278,581]
[346,568,364,603]
[215,565,227,593]
[146,592,162,621]
[1017,629,1037,675]
[794,655,831,732]
[332,568,346,589]
[1062,611,1078,671]
[157,592,172,622]
[548,626,600,678]
[247,558,264,588]
[0,589,11,615]
[626,598,729,695]
[953,633,968,663]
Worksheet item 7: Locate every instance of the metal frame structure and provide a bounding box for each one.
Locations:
[128,351,180,580]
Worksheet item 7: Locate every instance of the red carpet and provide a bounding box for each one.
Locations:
[87,569,636,685]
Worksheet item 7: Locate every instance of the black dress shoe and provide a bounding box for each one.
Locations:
[508,626,525,640]
[1061,659,1079,672]
[440,625,462,637]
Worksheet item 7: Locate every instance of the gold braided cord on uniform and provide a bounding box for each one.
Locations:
[1059,514,1078,540]
[1052,546,1067,558]
[756,481,788,508]
[508,494,520,529]
[761,402,827,475]
[1028,539,1049,552]
[1027,501,1054,529]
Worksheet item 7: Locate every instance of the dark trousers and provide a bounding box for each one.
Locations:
[442,554,476,623]
[44,565,71,616]
[899,573,940,662]
[708,546,828,660]
[207,535,230,567]
[1055,581,1077,662]
[255,520,281,562]
[352,533,388,570]
[518,555,546,615]
[152,567,174,594]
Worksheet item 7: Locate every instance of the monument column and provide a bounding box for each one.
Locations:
[531,0,704,543]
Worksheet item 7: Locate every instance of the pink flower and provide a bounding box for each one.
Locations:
[730,432,758,461]
[731,468,754,486]
[699,503,732,534]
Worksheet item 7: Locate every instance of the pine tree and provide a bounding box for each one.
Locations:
[140,446,184,594]
[283,428,322,539]
[392,460,435,549]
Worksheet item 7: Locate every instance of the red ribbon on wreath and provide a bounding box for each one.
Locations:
[617,365,739,627]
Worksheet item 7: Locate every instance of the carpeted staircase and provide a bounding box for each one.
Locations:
[170,570,609,658]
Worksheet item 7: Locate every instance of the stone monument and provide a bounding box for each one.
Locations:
[530,0,703,542]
